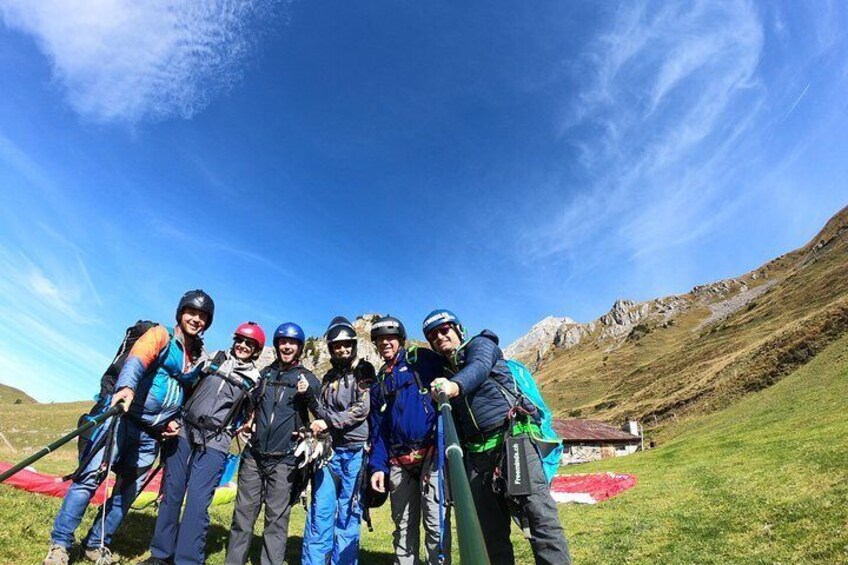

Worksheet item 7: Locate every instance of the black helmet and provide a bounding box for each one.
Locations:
[325,316,357,343]
[361,481,389,509]
[325,316,358,364]
[370,315,406,342]
[176,289,215,330]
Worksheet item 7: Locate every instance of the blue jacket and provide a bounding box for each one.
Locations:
[114,325,204,428]
[368,347,444,474]
[447,331,537,443]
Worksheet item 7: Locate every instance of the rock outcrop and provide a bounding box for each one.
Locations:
[503,316,574,364]
[505,275,774,365]
[255,314,384,375]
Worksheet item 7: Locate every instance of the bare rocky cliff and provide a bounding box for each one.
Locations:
[255,314,384,375]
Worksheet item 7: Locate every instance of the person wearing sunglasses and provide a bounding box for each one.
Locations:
[367,315,452,565]
[424,309,571,565]
[301,316,374,565]
[142,322,265,565]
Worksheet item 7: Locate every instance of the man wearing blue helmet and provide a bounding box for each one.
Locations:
[225,322,320,565]
[425,310,571,565]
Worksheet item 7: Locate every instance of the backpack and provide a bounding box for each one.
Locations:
[77,321,162,459]
[503,359,563,484]
[98,320,160,403]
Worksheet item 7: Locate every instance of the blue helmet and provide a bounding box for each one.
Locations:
[273,322,305,346]
[422,309,461,336]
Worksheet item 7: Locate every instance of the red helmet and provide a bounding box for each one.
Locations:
[234,322,266,359]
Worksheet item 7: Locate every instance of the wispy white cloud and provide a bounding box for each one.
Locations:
[528,0,765,266]
[0,0,280,124]
[149,218,303,284]
[0,243,110,401]
[0,243,101,324]
[0,310,108,402]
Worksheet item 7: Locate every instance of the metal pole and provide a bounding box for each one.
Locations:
[0,404,124,483]
[438,391,491,565]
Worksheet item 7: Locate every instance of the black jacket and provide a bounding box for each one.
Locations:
[250,361,320,463]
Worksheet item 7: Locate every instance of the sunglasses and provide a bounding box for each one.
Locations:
[234,336,257,349]
[427,325,454,341]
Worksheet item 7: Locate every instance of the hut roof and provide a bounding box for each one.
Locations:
[553,418,640,442]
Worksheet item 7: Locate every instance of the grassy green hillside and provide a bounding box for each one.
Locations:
[563,331,848,564]
[0,382,36,405]
[2,333,848,563]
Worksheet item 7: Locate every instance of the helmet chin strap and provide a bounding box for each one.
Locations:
[331,354,355,369]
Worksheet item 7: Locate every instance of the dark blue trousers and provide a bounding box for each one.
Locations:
[149,435,228,565]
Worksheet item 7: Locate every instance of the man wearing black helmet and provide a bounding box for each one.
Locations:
[44,290,213,565]
[368,316,451,565]
[225,322,320,565]
[302,316,374,565]
[424,309,571,565]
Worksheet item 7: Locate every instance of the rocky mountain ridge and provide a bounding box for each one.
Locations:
[514,204,848,431]
[506,276,764,368]
[254,314,385,375]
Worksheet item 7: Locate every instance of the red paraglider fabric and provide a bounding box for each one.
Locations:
[0,461,162,505]
[550,472,637,504]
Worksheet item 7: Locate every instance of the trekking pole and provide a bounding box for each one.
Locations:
[95,417,120,565]
[437,391,490,565]
[436,410,447,564]
[0,403,124,483]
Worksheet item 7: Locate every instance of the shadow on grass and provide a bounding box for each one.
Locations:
[102,511,232,560]
[104,514,395,564]
[272,535,395,565]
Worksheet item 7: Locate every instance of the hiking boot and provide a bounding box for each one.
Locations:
[136,558,169,565]
[43,544,70,565]
[84,546,112,564]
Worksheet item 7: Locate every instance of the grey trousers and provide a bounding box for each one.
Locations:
[467,440,571,565]
[389,457,452,565]
[225,454,298,565]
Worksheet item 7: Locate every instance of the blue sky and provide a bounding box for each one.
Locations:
[0,1,846,402]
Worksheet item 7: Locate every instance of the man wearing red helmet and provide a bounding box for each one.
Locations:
[142,322,266,565]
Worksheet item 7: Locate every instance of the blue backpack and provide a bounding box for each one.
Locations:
[504,359,562,484]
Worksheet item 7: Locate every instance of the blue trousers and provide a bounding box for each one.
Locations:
[149,435,228,565]
[50,416,158,549]
[302,447,364,565]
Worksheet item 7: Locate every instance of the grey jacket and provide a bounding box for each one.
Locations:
[308,359,374,448]
[179,350,260,453]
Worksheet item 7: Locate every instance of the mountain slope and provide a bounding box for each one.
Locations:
[0,383,36,405]
[561,330,848,563]
[511,205,848,435]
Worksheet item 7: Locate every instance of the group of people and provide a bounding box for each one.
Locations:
[42,289,572,565]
